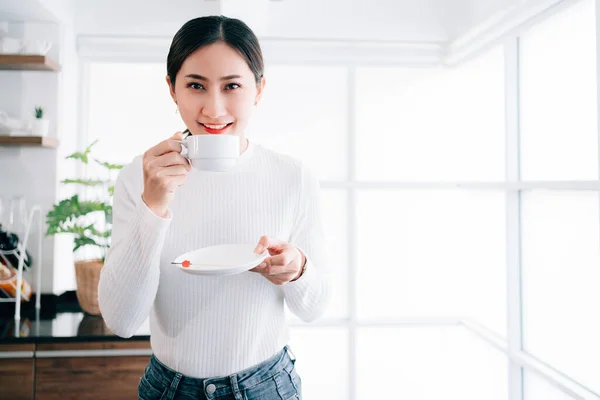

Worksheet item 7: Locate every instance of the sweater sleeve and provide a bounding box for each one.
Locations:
[283,165,332,323]
[98,158,172,337]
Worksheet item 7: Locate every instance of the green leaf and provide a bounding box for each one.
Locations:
[49,223,110,238]
[86,224,111,238]
[94,159,124,170]
[73,236,100,253]
[61,179,105,186]
[45,195,110,236]
[66,139,98,164]
[79,201,110,215]
[46,138,118,255]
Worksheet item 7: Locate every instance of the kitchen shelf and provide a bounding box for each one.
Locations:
[0,205,43,327]
[0,136,59,148]
[0,55,59,71]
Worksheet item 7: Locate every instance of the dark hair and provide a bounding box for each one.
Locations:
[167,15,264,87]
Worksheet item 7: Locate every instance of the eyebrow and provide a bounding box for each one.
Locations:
[184,74,242,81]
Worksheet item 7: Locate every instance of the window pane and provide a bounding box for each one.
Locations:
[356,190,507,336]
[356,46,505,181]
[357,326,508,399]
[288,327,349,400]
[319,189,348,319]
[524,371,578,400]
[87,62,182,164]
[286,189,348,320]
[521,191,600,393]
[247,65,348,181]
[519,0,598,180]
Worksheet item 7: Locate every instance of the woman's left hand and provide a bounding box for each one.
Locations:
[250,236,306,285]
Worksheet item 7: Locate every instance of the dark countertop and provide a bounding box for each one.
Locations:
[0,291,150,344]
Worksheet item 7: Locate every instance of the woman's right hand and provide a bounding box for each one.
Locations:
[141,131,191,218]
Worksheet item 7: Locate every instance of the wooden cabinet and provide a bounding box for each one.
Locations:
[35,341,151,400]
[0,340,150,399]
[0,344,35,400]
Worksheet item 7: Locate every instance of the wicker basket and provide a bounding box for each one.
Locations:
[74,259,104,316]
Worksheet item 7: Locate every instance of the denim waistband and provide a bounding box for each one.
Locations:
[148,346,296,398]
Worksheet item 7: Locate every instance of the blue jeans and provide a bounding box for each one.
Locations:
[138,346,302,400]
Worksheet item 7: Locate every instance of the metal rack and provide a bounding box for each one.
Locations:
[0,204,43,324]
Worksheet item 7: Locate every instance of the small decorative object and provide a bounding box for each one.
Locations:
[0,37,22,54]
[20,39,52,55]
[0,110,31,136]
[45,140,123,315]
[31,106,49,137]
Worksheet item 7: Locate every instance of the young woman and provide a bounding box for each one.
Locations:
[98,15,331,400]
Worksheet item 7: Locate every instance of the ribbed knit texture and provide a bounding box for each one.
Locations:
[98,140,331,378]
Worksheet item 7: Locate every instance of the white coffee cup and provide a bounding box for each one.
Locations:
[179,133,240,172]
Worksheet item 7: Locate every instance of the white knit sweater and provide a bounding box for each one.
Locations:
[98,140,331,378]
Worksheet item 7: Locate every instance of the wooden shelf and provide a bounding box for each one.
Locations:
[0,54,59,71]
[0,136,59,148]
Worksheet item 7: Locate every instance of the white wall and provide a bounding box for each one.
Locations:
[0,12,78,294]
[0,21,61,293]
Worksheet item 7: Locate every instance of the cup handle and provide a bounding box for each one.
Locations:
[178,140,189,157]
[178,129,191,157]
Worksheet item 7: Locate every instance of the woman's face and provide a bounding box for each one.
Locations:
[167,41,264,138]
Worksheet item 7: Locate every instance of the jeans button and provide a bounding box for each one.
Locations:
[206,383,216,394]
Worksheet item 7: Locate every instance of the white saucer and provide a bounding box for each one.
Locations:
[172,243,269,276]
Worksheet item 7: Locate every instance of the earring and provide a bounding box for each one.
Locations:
[175,106,179,114]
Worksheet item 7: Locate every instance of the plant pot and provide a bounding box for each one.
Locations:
[31,118,49,137]
[74,259,104,316]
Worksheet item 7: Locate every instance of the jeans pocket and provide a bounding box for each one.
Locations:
[273,371,301,400]
[138,375,167,400]
[242,376,282,400]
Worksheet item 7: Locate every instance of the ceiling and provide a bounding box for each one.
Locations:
[0,0,523,43]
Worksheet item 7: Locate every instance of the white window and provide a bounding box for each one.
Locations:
[86,62,181,165]
[518,0,600,395]
[84,56,510,398]
[524,371,579,400]
[356,189,507,335]
[521,190,600,394]
[357,327,508,399]
[288,327,349,400]
[81,0,600,392]
[355,46,505,182]
[247,65,349,181]
[519,0,598,181]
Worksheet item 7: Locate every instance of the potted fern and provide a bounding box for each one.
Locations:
[46,140,123,315]
[31,105,49,137]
